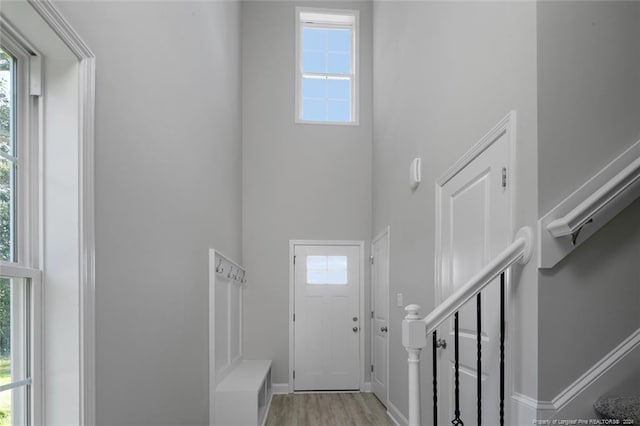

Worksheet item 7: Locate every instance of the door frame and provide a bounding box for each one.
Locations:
[433,111,517,423]
[370,226,390,406]
[288,240,365,393]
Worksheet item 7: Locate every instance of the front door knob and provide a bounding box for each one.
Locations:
[435,338,447,349]
[380,326,388,333]
[353,326,359,333]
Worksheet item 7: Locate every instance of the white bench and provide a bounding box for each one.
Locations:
[215,360,272,426]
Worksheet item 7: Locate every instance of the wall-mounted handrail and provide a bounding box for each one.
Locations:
[547,155,640,243]
[401,226,534,426]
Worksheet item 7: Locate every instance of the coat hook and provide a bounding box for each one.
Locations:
[571,218,594,246]
[216,258,223,273]
[228,266,234,279]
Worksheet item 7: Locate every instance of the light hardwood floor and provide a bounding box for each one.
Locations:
[265,393,395,426]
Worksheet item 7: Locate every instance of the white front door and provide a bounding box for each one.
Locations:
[371,228,390,405]
[293,244,361,391]
[436,130,511,424]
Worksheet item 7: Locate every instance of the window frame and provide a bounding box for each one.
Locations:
[295,7,359,126]
[0,17,44,426]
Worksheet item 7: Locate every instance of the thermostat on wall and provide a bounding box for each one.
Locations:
[410,157,421,190]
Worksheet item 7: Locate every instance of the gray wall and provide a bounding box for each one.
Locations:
[537,1,640,401]
[372,1,538,418]
[55,2,242,425]
[241,1,373,385]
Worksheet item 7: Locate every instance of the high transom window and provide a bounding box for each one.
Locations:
[296,8,358,124]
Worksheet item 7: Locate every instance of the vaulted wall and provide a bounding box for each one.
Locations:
[372,1,539,419]
[241,0,373,385]
[54,2,243,424]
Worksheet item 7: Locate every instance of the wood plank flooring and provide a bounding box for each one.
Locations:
[265,393,395,426]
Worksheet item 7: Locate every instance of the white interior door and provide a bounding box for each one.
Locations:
[436,133,511,424]
[293,244,361,391]
[371,228,390,405]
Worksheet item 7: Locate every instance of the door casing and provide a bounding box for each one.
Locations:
[371,227,390,406]
[434,111,517,423]
[288,240,365,393]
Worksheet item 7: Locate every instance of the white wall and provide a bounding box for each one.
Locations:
[537,1,640,402]
[53,2,243,425]
[372,1,538,420]
[241,1,373,385]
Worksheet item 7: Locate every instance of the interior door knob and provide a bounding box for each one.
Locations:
[352,326,359,333]
[435,338,447,349]
[380,326,388,333]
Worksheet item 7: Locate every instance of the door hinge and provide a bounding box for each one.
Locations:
[370,255,374,265]
[370,365,374,373]
[293,313,295,322]
[371,310,374,319]
[293,255,296,264]
[502,167,507,188]
[293,370,295,379]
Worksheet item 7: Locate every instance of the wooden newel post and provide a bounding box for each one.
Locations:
[403,304,426,426]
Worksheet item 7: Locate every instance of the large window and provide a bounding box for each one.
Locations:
[0,37,41,426]
[296,8,358,124]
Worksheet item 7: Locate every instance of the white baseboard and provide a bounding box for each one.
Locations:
[387,400,408,426]
[512,328,640,421]
[546,327,640,419]
[271,382,371,394]
[272,383,289,394]
[511,392,538,424]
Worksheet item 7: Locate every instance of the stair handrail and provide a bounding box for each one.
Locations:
[401,226,534,426]
[546,155,640,241]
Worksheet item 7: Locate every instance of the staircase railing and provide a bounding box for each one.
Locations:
[402,226,534,426]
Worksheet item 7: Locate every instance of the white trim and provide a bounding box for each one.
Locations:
[511,392,549,424]
[294,6,360,126]
[209,249,247,424]
[370,226,390,407]
[288,240,366,393]
[432,111,518,425]
[538,138,640,269]
[387,400,409,426]
[552,327,640,413]
[271,383,289,395]
[24,3,96,425]
[509,328,640,421]
[437,111,516,187]
[361,381,371,392]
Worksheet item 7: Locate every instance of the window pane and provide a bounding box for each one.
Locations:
[302,99,325,122]
[0,159,15,263]
[302,51,325,74]
[327,100,350,122]
[302,77,325,99]
[0,49,13,157]
[0,387,10,425]
[302,27,326,51]
[328,29,351,53]
[327,53,350,74]
[306,256,347,285]
[0,277,29,383]
[327,79,350,100]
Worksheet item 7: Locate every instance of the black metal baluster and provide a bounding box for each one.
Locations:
[452,312,463,425]
[433,331,438,426]
[477,293,482,426]
[500,272,505,426]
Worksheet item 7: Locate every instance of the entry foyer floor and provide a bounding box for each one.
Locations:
[265,393,394,426]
